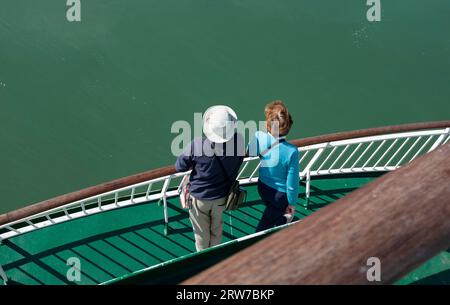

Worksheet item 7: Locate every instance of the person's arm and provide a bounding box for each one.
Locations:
[286,151,300,205]
[175,141,194,172]
[246,132,261,157]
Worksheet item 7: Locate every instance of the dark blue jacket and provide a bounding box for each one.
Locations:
[175,133,245,200]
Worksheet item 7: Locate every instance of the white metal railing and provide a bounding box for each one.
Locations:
[0,127,448,241]
[295,128,450,198]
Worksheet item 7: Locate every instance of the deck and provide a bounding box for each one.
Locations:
[0,175,375,285]
[1,173,449,285]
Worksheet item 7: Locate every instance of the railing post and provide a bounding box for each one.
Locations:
[301,148,324,208]
[161,177,171,235]
[305,170,311,208]
[145,183,153,200]
[427,128,450,152]
[0,264,8,285]
[130,187,136,203]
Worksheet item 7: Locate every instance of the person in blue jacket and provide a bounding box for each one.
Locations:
[247,100,299,231]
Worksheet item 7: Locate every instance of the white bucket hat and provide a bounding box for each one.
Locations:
[203,105,238,143]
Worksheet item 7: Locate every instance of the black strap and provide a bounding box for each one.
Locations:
[258,138,285,158]
[214,153,234,207]
[212,138,286,183]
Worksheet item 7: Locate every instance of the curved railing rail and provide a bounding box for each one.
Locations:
[0,121,449,242]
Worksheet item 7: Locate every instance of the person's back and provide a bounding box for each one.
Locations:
[248,130,299,205]
[175,105,244,251]
[247,100,299,231]
[176,133,244,200]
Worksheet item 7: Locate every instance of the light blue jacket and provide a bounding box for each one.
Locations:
[247,131,300,204]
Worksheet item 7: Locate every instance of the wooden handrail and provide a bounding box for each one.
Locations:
[183,142,450,284]
[0,165,176,226]
[0,120,449,226]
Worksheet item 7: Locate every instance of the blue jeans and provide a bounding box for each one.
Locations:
[256,181,289,232]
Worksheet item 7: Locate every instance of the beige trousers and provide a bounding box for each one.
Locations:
[189,195,227,252]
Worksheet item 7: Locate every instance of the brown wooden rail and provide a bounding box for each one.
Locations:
[0,120,449,226]
[183,142,450,284]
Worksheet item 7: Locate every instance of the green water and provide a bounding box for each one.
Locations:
[0,0,449,214]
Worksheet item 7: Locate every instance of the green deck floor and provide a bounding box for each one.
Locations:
[0,174,448,285]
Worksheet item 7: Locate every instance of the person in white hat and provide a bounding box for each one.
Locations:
[202,105,238,144]
[175,105,244,251]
